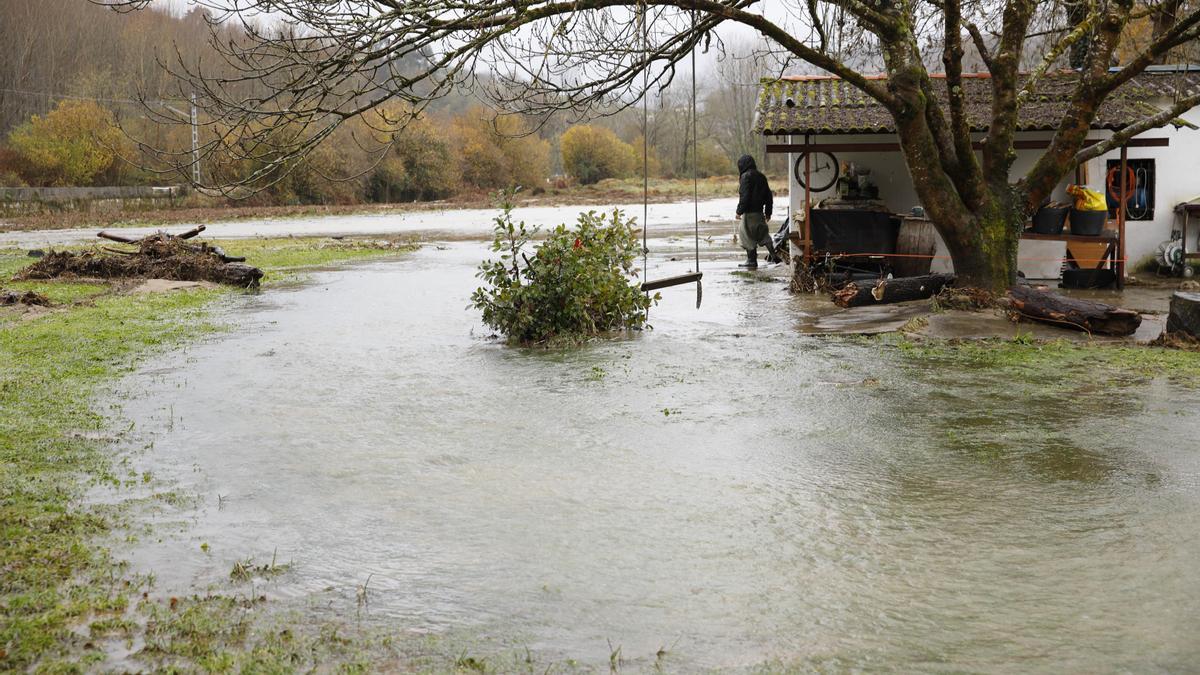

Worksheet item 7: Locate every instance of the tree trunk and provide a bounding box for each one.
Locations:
[831,273,955,308]
[931,205,1023,293]
[1007,285,1142,336]
[886,65,1023,295]
[1165,291,1200,337]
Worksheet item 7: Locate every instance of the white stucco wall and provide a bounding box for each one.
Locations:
[781,109,1200,279]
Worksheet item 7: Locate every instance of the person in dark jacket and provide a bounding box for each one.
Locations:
[734,154,780,269]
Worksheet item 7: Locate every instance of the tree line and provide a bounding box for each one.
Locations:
[0,0,780,202]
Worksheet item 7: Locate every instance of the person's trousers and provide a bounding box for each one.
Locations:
[738,212,770,252]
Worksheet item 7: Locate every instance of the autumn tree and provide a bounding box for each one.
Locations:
[8,99,127,186]
[94,0,1200,290]
[450,107,551,190]
[561,125,638,184]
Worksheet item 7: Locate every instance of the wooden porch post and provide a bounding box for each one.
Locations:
[1118,145,1128,290]
[803,133,812,265]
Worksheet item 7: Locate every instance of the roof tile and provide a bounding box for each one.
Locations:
[755,70,1200,135]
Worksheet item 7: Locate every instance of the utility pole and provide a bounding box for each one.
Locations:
[159,94,201,186]
[190,93,200,185]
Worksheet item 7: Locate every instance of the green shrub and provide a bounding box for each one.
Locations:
[471,193,656,344]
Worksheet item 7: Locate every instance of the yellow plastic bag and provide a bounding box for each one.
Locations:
[1067,185,1107,211]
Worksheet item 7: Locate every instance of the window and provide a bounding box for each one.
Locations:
[1105,158,1155,221]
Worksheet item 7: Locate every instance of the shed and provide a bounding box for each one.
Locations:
[755,67,1200,283]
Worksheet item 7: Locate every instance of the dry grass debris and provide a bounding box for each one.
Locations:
[17,235,263,287]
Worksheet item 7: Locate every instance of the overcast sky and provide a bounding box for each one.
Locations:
[145,0,789,80]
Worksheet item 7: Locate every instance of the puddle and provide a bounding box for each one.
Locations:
[105,240,1200,671]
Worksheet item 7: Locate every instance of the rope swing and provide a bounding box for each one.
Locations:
[638,5,703,308]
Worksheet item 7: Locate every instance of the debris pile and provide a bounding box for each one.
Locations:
[789,262,837,294]
[1,289,51,307]
[932,286,997,311]
[1150,330,1200,351]
[17,226,263,288]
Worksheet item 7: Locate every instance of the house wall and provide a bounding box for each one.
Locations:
[782,108,1200,279]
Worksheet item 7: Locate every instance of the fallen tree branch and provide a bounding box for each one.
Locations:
[831,274,955,308]
[1006,285,1141,336]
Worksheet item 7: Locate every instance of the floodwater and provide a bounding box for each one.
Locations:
[0,197,737,248]
[108,235,1200,672]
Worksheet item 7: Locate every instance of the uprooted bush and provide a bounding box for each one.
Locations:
[471,194,656,344]
[18,235,263,288]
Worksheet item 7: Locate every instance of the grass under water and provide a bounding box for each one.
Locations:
[0,240,417,671]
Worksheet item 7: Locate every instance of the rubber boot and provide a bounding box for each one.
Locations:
[738,248,758,269]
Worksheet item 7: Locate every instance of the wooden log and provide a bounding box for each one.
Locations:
[1165,291,1200,338]
[216,263,264,288]
[831,273,955,308]
[98,230,138,243]
[1007,285,1141,336]
[177,225,206,240]
[207,245,247,263]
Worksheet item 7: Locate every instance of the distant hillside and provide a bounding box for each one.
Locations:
[0,0,221,134]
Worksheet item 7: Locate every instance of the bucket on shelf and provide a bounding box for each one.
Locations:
[1031,206,1069,234]
[1069,209,1107,236]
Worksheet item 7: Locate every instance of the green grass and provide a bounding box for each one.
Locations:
[221,238,415,275]
[889,334,1200,380]
[0,238,411,671]
[0,288,222,670]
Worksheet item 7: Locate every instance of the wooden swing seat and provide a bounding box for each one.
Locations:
[641,271,703,292]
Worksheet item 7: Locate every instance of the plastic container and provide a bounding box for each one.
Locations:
[1069,209,1107,236]
[1031,206,1069,234]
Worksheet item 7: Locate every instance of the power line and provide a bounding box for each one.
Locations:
[0,86,185,107]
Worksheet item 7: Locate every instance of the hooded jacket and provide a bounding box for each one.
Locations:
[735,155,773,219]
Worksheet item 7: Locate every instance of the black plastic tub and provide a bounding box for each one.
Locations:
[1061,268,1116,289]
[1069,209,1107,236]
[1031,206,1069,234]
[810,210,901,255]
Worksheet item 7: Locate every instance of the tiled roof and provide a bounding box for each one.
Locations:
[755,70,1200,135]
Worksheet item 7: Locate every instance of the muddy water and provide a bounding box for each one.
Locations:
[113,240,1200,672]
[0,197,736,247]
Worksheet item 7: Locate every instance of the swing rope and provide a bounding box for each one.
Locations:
[638,4,703,307]
[641,0,649,288]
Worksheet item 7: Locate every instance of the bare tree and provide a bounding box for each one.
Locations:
[705,37,778,169]
[93,0,1200,290]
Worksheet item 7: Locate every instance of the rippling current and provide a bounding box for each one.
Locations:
[109,241,1200,672]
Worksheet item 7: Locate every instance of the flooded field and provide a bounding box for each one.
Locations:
[105,238,1200,671]
[0,198,738,248]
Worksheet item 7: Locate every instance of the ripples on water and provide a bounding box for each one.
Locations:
[112,242,1200,671]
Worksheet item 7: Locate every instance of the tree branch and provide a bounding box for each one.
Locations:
[1075,94,1200,164]
[1018,2,1099,105]
[963,21,996,71]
